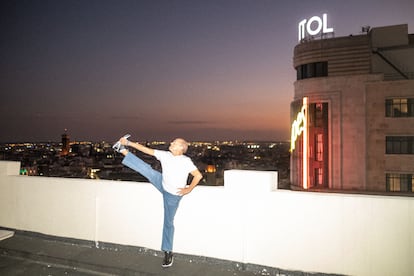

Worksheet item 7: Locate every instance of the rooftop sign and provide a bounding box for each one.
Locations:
[298,13,333,41]
[290,97,308,152]
[290,97,309,189]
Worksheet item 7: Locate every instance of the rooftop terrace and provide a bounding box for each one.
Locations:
[0,230,265,275]
[0,161,413,275]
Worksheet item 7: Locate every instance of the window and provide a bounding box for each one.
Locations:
[315,134,323,161]
[314,103,325,127]
[386,136,414,154]
[315,168,323,186]
[297,62,328,80]
[386,173,414,192]
[385,98,414,117]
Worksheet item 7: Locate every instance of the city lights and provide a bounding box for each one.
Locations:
[1,139,290,187]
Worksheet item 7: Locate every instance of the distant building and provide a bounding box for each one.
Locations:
[61,130,70,156]
[204,164,218,186]
[20,166,37,176]
[290,24,414,193]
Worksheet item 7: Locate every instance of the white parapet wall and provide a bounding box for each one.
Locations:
[0,161,413,276]
[224,169,278,192]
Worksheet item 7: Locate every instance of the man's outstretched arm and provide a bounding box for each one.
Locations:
[120,137,155,156]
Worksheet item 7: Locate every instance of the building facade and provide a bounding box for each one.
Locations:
[290,24,414,193]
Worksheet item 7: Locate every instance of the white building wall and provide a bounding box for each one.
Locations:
[365,80,414,191]
[1,161,413,276]
[293,74,383,190]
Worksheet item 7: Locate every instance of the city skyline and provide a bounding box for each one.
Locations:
[2,0,414,143]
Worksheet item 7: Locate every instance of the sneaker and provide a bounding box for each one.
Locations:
[162,251,173,268]
[112,134,131,153]
[112,141,126,153]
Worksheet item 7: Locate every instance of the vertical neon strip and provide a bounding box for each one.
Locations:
[302,97,309,189]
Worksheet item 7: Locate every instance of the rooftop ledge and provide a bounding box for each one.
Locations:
[0,161,413,276]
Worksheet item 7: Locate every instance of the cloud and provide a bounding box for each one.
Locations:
[167,120,211,125]
[110,115,142,120]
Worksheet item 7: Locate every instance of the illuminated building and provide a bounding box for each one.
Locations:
[290,24,414,193]
[205,164,217,186]
[61,130,70,156]
[20,166,38,176]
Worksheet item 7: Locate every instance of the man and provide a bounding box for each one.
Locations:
[113,135,203,267]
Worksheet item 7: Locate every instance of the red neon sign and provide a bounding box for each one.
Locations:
[290,97,309,189]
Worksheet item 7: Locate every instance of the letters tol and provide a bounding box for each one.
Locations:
[298,13,333,41]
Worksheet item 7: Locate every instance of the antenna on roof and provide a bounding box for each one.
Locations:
[361,26,370,33]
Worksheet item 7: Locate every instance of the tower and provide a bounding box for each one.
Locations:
[61,129,70,156]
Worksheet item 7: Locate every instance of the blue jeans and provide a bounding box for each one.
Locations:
[122,152,181,252]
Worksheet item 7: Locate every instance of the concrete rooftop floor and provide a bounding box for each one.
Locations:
[0,229,340,276]
[0,229,282,276]
[0,231,256,276]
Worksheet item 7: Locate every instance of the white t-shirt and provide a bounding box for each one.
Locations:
[154,150,197,195]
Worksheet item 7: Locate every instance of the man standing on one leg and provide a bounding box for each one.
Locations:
[113,135,203,268]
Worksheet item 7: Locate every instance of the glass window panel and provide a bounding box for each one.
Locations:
[296,62,328,80]
[400,99,408,115]
[386,98,414,117]
[408,99,414,116]
[385,99,392,117]
[316,134,323,161]
[387,174,414,192]
[411,175,414,192]
[386,138,392,153]
[391,174,401,191]
[401,138,408,153]
[401,175,409,192]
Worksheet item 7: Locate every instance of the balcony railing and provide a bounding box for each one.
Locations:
[0,161,413,275]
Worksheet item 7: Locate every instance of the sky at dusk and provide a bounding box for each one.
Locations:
[2,0,414,143]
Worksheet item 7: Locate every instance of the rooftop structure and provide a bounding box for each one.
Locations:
[1,161,413,275]
[291,24,414,192]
